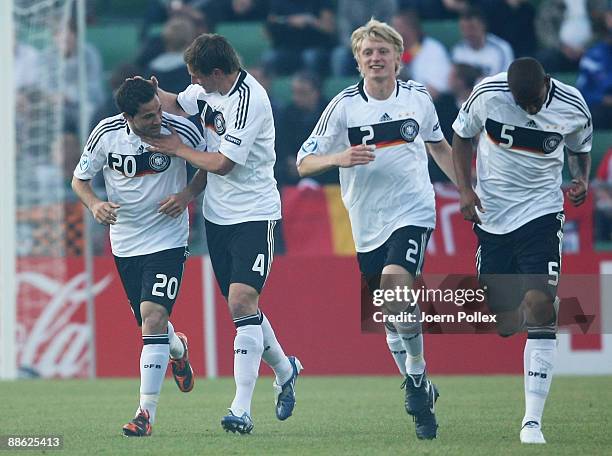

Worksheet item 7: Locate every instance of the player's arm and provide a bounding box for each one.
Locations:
[71,177,120,225]
[426,139,457,185]
[452,133,484,224]
[158,169,207,218]
[144,125,235,175]
[148,76,187,116]
[297,144,375,177]
[566,149,591,207]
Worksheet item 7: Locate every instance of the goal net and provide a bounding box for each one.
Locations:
[7,0,92,379]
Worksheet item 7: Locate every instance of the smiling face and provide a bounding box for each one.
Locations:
[355,37,400,82]
[126,96,163,137]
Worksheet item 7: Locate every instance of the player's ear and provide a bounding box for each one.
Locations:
[121,112,131,122]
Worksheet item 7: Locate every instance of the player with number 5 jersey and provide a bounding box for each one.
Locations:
[452,57,593,444]
[297,19,456,441]
[72,79,207,436]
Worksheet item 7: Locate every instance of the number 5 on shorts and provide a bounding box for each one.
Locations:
[252,253,265,277]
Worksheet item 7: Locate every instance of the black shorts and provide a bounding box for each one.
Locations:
[114,246,189,326]
[357,225,432,292]
[475,212,564,311]
[205,219,278,298]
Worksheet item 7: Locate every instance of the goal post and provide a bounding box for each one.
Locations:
[0,0,17,380]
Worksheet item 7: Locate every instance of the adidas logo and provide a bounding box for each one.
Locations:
[379,113,392,122]
[525,120,537,128]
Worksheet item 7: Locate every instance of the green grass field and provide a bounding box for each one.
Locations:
[1,376,611,455]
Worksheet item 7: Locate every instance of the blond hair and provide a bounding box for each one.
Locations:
[351,19,404,75]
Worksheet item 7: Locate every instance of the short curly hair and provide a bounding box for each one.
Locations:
[114,78,156,117]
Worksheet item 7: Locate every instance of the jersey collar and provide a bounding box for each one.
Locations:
[227,69,248,97]
[358,79,401,102]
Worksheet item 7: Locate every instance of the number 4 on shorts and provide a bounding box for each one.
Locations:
[252,253,265,277]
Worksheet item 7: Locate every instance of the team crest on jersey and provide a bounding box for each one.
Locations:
[214,112,226,135]
[542,134,562,153]
[400,119,419,142]
[149,152,171,172]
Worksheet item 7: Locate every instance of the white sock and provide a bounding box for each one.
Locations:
[523,337,556,427]
[385,327,407,376]
[167,321,184,360]
[139,335,169,423]
[230,323,263,416]
[260,312,293,385]
[393,305,426,375]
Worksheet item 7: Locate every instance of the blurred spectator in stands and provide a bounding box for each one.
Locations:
[431,63,481,181]
[577,5,612,129]
[275,71,336,186]
[535,0,596,72]
[434,63,482,143]
[145,16,197,94]
[593,147,612,241]
[136,6,210,69]
[204,0,269,26]
[40,20,104,132]
[478,0,537,57]
[262,0,336,76]
[15,39,39,90]
[400,0,470,19]
[451,7,514,76]
[90,63,141,131]
[331,0,398,76]
[247,65,282,114]
[393,10,451,99]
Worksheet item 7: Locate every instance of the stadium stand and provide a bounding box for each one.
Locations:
[216,22,269,67]
[88,22,139,71]
[422,19,460,50]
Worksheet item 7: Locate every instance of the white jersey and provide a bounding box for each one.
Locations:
[177,70,281,224]
[74,112,206,257]
[452,33,514,77]
[297,80,444,252]
[452,73,593,234]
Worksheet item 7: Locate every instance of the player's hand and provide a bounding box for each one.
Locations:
[335,145,376,168]
[459,188,484,224]
[91,201,120,225]
[158,191,190,218]
[568,179,588,207]
[127,75,159,92]
[145,125,182,156]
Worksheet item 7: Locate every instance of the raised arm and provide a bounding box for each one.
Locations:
[297,144,375,177]
[149,76,187,116]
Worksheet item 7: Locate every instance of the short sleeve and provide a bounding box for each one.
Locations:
[419,90,445,143]
[564,91,593,153]
[73,120,113,180]
[177,84,206,116]
[218,87,266,166]
[296,95,348,165]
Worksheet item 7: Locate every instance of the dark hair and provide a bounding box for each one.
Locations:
[183,33,241,75]
[454,63,482,90]
[460,7,486,25]
[508,57,546,100]
[114,78,156,117]
[293,70,322,92]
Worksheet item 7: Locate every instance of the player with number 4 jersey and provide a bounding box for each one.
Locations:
[72,79,207,437]
[297,19,456,441]
[144,33,301,434]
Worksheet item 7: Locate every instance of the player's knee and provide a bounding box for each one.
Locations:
[141,303,169,334]
[522,290,556,326]
[228,285,259,319]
